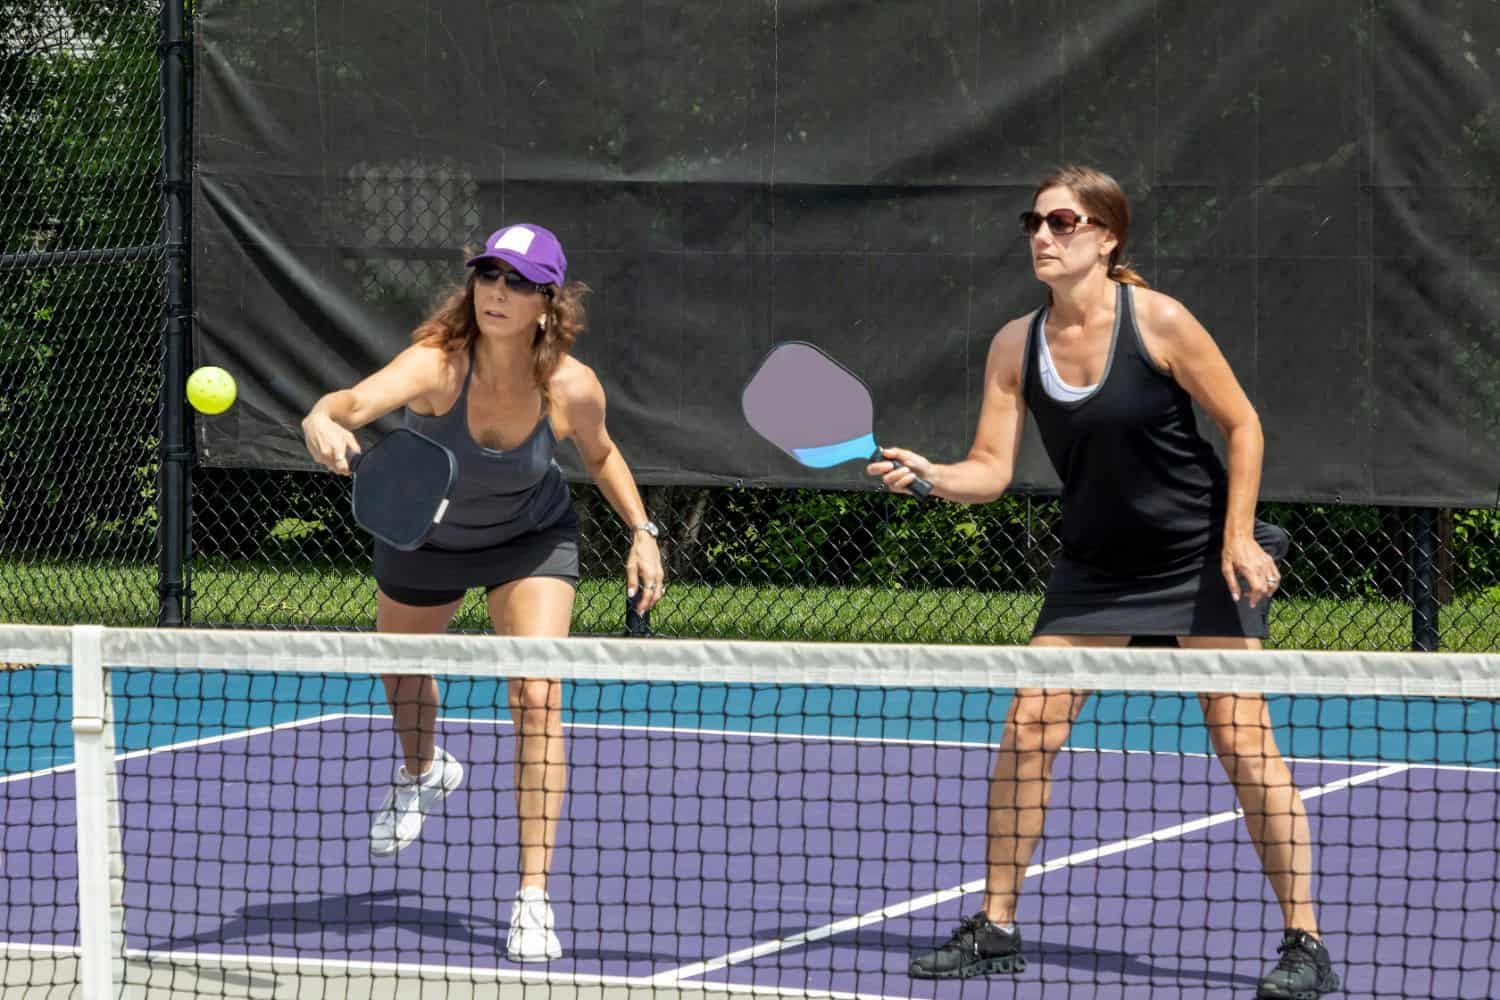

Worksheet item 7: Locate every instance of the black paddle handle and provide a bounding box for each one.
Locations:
[871,448,933,500]
[626,591,653,637]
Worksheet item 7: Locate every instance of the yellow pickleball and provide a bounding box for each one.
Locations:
[186,366,237,415]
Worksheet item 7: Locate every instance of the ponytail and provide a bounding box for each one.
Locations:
[1108,260,1150,289]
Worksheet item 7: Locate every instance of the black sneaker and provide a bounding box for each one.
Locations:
[909,913,1027,979]
[1256,928,1340,999]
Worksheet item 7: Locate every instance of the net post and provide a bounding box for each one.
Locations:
[70,625,125,998]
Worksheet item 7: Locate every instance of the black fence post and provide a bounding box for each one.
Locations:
[156,0,192,626]
[1409,507,1440,652]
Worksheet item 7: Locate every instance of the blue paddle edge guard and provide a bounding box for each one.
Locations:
[792,433,879,469]
[792,433,932,499]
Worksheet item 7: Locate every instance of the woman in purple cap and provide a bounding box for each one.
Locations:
[871,166,1337,999]
[302,222,665,964]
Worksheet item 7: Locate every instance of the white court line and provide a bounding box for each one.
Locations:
[0,713,348,786]
[121,947,912,1000]
[0,941,82,957]
[1,702,1486,795]
[0,704,1380,794]
[5,690,1494,792]
[648,762,1412,985]
[401,710,1500,774]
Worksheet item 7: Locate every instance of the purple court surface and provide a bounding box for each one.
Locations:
[3,715,1497,998]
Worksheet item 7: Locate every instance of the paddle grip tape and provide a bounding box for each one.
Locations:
[870,448,933,500]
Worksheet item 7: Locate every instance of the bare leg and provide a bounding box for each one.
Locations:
[983,633,1129,924]
[488,577,575,890]
[376,589,462,776]
[1182,636,1320,936]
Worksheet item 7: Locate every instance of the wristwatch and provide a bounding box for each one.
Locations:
[633,520,660,538]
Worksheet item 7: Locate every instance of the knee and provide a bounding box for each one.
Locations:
[1003,695,1076,756]
[510,678,560,712]
[1208,725,1280,782]
[383,674,423,701]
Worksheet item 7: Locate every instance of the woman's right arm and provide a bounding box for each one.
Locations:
[301,343,449,475]
[868,317,1029,504]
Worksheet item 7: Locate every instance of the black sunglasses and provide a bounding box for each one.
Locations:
[1019,209,1099,237]
[475,265,550,296]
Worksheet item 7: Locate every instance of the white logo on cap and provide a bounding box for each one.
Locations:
[494,227,537,254]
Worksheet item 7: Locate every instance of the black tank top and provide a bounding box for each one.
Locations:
[402,351,571,550]
[1022,283,1229,573]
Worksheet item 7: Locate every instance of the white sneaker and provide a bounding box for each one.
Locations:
[506,886,562,962]
[369,746,463,856]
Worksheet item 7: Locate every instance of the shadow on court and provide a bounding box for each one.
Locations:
[147,888,686,966]
[149,890,502,954]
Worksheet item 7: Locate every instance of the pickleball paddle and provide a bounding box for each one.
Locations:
[741,342,932,498]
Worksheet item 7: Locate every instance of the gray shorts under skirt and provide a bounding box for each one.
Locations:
[1033,520,1290,640]
[373,508,580,607]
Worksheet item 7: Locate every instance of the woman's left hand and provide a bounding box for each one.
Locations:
[1222,533,1280,608]
[627,534,667,612]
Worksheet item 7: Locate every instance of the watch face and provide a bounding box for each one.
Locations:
[643,521,659,537]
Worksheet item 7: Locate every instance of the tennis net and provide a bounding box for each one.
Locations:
[1,624,1498,999]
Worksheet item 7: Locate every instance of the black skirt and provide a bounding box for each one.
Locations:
[1033,520,1290,639]
[373,506,580,593]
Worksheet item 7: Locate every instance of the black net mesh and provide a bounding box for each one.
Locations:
[2,627,1498,998]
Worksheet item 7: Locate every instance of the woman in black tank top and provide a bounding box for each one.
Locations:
[302,223,665,964]
[872,168,1338,997]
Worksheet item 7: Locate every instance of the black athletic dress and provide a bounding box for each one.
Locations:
[1024,283,1288,638]
[373,351,580,607]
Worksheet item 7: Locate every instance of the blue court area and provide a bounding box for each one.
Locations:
[3,663,1499,998]
[6,664,1498,773]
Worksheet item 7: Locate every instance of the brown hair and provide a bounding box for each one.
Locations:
[1033,164,1149,289]
[411,267,590,411]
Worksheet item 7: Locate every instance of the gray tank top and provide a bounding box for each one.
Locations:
[402,354,571,550]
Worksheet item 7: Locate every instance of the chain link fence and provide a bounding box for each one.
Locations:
[0,1,166,629]
[182,469,1500,653]
[2,2,1497,652]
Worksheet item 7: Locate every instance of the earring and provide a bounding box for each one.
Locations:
[538,314,548,330]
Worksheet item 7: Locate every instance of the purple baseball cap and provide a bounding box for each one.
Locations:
[465,223,567,285]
